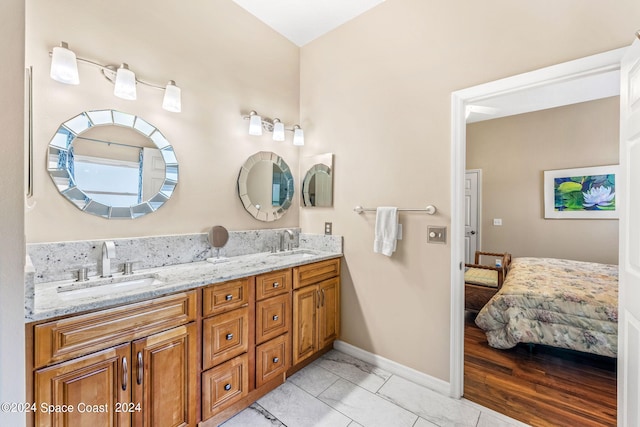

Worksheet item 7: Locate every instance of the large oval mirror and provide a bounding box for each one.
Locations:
[47,110,178,219]
[237,151,294,221]
[301,153,333,207]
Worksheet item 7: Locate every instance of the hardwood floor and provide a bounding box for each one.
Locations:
[464,312,617,427]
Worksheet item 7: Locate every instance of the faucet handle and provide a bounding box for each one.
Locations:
[122,261,137,275]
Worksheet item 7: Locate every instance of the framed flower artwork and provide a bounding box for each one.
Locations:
[544,165,619,219]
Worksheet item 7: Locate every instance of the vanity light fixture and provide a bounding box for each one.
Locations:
[113,63,137,100]
[50,42,79,85]
[48,41,182,112]
[242,110,304,145]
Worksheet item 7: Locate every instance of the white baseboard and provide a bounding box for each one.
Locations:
[333,340,451,396]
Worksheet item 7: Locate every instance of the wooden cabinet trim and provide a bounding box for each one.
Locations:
[256,293,291,345]
[132,323,197,427]
[34,291,196,369]
[34,343,130,427]
[202,278,251,317]
[256,269,291,301]
[255,333,290,388]
[293,258,340,289]
[202,307,250,370]
[201,354,249,421]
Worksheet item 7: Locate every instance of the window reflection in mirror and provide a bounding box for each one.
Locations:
[47,110,178,219]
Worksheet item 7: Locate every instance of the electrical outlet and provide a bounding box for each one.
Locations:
[324,222,332,235]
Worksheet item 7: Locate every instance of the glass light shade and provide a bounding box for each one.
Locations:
[114,64,137,100]
[162,81,181,112]
[248,112,262,136]
[293,126,304,146]
[272,120,285,141]
[50,44,79,85]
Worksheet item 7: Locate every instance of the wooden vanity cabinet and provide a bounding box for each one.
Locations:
[255,269,292,388]
[292,259,340,366]
[200,278,253,422]
[31,291,197,427]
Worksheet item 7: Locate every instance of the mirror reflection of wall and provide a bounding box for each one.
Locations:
[300,153,333,207]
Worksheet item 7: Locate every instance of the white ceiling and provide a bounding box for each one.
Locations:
[232,0,386,46]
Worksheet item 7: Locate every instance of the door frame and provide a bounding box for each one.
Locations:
[464,169,482,263]
[449,47,627,398]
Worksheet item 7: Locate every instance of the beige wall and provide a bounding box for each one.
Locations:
[467,98,619,265]
[1,0,26,424]
[26,0,301,243]
[299,0,639,381]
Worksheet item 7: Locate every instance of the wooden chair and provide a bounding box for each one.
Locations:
[464,251,511,311]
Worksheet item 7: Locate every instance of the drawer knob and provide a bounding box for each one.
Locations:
[224,383,231,391]
[225,294,233,301]
[273,357,279,364]
[273,282,279,288]
[272,315,279,321]
[226,333,234,340]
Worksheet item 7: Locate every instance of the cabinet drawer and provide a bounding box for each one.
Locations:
[202,278,250,317]
[256,269,291,300]
[203,307,249,370]
[201,354,249,421]
[293,258,340,289]
[256,333,290,388]
[34,291,197,369]
[256,293,290,345]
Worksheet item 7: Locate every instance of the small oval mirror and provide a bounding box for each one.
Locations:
[208,225,229,249]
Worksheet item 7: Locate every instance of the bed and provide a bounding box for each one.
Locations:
[474,257,618,358]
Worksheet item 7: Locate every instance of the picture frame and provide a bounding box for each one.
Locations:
[544,165,619,219]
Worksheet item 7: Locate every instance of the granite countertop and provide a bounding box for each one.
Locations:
[29,249,341,322]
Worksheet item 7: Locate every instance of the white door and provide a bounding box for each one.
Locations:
[142,147,166,201]
[464,170,480,263]
[619,36,640,427]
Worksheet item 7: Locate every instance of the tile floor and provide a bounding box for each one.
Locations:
[220,350,529,427]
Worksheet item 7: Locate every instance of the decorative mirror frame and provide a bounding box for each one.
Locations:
[47,109,178,219]
[237,151,294,222]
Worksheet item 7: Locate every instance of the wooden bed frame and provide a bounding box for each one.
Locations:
[464,251,512,311]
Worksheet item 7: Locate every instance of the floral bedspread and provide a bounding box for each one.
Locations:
[474,257,618,357]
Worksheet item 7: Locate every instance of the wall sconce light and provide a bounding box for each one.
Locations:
[242,110,304,146]
[49,41,182,113]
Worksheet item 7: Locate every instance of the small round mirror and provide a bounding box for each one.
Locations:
[207,225,229,262]
[237,151,294,221]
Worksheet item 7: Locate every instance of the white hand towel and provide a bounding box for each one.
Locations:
[373,207,398,256]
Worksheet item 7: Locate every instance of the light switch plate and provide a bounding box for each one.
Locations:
[427,226,446,244]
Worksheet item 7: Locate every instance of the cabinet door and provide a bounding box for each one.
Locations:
[34,344,131,427]
[318,277,340,349]
[132,323,196,427]
[292,286,318,365]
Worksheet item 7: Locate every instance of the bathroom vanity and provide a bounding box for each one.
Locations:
[25,232,342,427]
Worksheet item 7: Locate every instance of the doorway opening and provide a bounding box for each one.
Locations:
[449,47,626,410]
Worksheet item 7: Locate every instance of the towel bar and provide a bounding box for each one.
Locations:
[353,205,437,215]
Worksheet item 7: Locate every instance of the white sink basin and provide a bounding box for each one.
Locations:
[57,274,163,298]
[269,249,321,258]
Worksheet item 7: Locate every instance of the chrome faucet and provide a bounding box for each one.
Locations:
[280,229,295,251]
[101,241,116,278]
